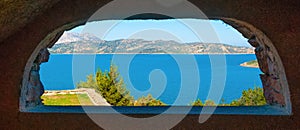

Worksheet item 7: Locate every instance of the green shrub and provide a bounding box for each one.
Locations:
[191,99,216,106]
[191,87,266,106]
[134,94,166,106]
[191,99,203,106]
[230,87,266,106]
[204,99,216,106]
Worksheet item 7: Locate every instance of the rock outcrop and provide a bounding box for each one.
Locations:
[23,48,50,107]
[251,36,285,106]
[222,18,288,107]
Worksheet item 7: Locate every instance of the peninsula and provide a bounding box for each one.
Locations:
[240,60,259,68]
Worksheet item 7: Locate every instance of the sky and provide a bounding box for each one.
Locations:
[69,19,250,47]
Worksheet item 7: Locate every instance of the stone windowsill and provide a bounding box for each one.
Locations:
[23,105,291,115]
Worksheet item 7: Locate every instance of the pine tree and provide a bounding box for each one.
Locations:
[96,65,133,106]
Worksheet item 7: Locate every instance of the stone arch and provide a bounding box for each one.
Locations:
[220,18,291,112]
[19,17,291,114]
[1,0,298,129]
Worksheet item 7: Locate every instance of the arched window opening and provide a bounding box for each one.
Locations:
[20,18,291,115]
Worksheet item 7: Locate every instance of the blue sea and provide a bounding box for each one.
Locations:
[40,54,262,105]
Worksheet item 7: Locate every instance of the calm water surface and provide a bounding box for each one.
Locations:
[40,54,262,105]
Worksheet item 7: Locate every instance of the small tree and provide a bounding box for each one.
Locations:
[76,74,97,89]
[96,65,134,106]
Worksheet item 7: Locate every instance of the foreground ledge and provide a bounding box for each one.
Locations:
[23,105,291,115]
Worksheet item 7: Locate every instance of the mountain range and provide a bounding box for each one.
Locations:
[49,32,254,54]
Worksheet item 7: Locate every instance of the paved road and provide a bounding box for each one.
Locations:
[81,88,111,106]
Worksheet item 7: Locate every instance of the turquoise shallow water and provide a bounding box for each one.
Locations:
[40,54,262,105]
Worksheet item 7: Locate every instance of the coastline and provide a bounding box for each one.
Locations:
[240,62,259,68]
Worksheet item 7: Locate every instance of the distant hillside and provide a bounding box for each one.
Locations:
[49,32,254,54]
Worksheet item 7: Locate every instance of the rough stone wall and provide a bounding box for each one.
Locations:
[20,48,50,110]
[0,0,299,129]
[256,43,286,106]
[0,0,60,42]
[221,18,289,108]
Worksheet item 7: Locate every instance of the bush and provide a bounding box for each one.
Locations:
[191,99,216,106]
[204,99,216,106]
[191,87,266,106]
[230,87,266,106]
[191,99,203,106]
[134,94,166,106]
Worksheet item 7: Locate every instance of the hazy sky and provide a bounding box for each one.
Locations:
[70,19,250,47]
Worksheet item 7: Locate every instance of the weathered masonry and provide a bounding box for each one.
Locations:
[0,0,299,129]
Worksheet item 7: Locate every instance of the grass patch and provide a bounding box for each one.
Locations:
[41,94,93,106]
